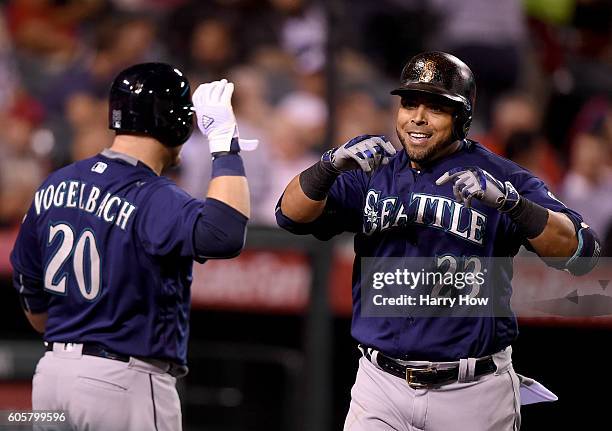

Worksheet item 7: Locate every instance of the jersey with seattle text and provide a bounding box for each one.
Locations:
[301,140,583,361]
[10,149,205,365]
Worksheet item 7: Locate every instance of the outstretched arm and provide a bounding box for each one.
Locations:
[280,173,329,223]
[278,135,396,224]
[436,167,600,275]
[191,80,259,258]
[208,175,250,218]
[193,79,258,218]
[524,210,577,257]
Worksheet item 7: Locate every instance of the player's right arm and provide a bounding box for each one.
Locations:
[277,135,396,235]
[192,79,257,219]
[186,79,259,259]
[436,166,600,275]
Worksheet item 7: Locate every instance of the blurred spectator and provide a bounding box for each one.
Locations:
[0,92,45,157]
[335,88,392,145]
[505,130,556,185]
[256,106,320,225]
[110,0,188,14]
[426,0,528,129]
[0,92,50,230]
[560,133,612,239]
[64,93,112,161]
[343,1,430,78]
[40,14,158,166]
[563,1,612,98]
[0,93,47,230]
[227,65,274,129]
[273,0,326,74]
[568,96,612,162]
[539,1,612,148]
[477,92,563,187]
[0,12,19,110]
[5,0,103,104]
[187,17,237,84]
[6,0,101,61]
[0,156,43,228]
[165,0,278,69]
[45,14,158,107]
[277,91,327,147]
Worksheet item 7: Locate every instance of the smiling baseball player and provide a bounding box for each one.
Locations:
[10,63,257,431]
[276,52,600,430]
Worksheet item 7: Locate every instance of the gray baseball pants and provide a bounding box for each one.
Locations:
[344,347,521,431]
[32,343,181,431]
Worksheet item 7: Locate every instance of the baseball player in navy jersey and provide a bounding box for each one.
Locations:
[10,63,258,430]
[276,52,600,430]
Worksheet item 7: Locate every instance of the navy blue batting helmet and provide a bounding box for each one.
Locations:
[109,63,194,147]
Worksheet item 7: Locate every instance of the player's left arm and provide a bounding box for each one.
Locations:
[13,273,49,333]
[525,210,577,257]
[437,167,600,275]
[11,205,51,333]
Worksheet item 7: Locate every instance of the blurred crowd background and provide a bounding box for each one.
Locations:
[0,0,611,244]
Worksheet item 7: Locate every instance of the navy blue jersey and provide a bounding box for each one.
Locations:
[279,140,583,361]
[11,150,206,365]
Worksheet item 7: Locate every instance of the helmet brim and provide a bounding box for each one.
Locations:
[390,83,468,108]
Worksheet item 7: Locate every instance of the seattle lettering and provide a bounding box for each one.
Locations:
[363,190,486,245]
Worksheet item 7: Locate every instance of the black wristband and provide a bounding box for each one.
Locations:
[299,160,340,201]
[507,197,549,239]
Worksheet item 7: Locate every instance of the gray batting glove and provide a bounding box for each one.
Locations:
[436,167,521,212]
[322,134,396,173]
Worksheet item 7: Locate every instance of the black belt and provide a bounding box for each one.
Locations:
[46,342,130,362]
[361,345,497,389]
[45,342,188,378]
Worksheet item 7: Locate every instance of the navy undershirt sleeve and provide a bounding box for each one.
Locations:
[13,272,50,313]
[193,198,248,262]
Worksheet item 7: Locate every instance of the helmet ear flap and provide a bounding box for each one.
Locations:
[452,109,472,141]
[462,115,472,139]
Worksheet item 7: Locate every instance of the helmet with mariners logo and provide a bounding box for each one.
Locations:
[391,52,476,140]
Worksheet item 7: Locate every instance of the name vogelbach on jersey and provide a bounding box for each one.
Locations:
[33,180,137,230]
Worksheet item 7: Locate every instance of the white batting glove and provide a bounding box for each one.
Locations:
[192,79,258,153]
